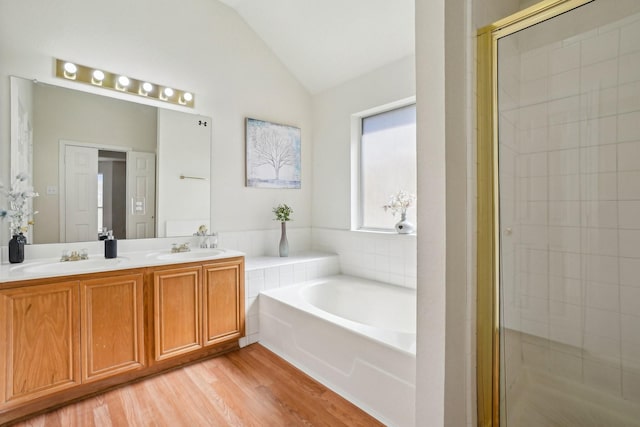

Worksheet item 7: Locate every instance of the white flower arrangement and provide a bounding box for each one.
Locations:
[273,204,293,222]
[383,190,416,217]
[0,173,39,236]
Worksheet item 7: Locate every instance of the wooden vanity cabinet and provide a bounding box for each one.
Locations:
[152,257,245,362]
[153,266,203,361]
[203,260,244,346]
[0,273,145,406]
[80,273,145,382]
[0,256,244,424]
[0,281,81,405]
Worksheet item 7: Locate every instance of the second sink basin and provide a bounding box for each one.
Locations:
[154,248,226,261]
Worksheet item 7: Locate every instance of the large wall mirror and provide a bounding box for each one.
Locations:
[10,76,211,245]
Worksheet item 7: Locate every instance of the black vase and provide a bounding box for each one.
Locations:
[9,233,26,264]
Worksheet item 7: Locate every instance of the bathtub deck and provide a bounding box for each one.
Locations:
[11,344,383,427]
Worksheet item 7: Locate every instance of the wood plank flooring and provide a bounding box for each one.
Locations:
[11,344,383,427]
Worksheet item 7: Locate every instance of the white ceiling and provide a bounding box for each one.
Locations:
[219,0,415,94]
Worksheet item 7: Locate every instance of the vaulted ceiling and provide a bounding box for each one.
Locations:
[219,0,415,94]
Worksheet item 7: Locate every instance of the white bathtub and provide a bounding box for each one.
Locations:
[259,275,416,427]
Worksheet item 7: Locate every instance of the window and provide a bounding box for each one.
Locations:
[358,103,416,230]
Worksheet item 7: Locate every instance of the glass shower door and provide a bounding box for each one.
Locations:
[497,1,640,425]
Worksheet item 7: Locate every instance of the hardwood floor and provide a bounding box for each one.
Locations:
[10,344,383,427]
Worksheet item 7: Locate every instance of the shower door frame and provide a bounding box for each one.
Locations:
[475,1,594,425]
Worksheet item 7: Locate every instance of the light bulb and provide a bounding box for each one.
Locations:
[63,62,77,74]
[63,62,77,79]
[142,82,153,92]
[163,87,174,97]
[92,70,105,82]
[117,75,130,87]
[182,92,193,102]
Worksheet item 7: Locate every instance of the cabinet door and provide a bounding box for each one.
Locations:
[0,281,80,405]
[203,259,245,346]
[81,274,145,382]
[153,266,202,361]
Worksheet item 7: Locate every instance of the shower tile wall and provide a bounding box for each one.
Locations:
[501,12,640,404]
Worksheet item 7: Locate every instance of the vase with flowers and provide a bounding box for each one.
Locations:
[383,190,416,234]
[273,203,293,257]
[1,173,39,263]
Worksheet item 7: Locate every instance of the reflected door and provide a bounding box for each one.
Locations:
[64,145,98,243]
[126,151,156,239]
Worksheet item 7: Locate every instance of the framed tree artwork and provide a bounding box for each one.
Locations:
[245,118,301,188]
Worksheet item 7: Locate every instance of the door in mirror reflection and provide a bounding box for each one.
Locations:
[126,151,155,239]
[64,145,98,242]
[62,143,155,243]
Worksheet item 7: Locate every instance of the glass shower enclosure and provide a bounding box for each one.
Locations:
[479,0,640,425]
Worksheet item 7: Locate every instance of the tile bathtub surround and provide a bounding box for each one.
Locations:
[240,253,341,347]
[240,227,417,347]
[218,227,312,257]
[500,12,640,406]
[311,228,417,289]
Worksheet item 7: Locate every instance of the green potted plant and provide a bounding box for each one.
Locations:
[273,204,293,257]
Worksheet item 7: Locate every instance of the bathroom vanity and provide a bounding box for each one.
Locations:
[0,250,244,424]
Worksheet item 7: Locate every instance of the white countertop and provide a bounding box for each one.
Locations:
[0,247,245,284]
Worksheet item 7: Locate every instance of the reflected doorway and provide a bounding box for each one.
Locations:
[61,141,155,243]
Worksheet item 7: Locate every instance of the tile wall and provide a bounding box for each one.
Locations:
[500,12,640,404]
[240,253,341,347]
[311,228,417,289]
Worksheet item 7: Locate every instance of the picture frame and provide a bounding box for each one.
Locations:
[245,118,301,189]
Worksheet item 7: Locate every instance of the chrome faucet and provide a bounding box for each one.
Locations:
[60,249,89,262]
[171,242,191,253]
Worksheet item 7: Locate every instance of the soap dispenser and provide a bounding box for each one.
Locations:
[105,230,117,259]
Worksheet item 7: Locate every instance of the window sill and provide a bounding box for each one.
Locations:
[352,228,417,237]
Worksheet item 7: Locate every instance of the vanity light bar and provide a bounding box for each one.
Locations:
[54,58,195,108]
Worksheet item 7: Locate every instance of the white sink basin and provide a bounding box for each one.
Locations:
[21,257,130,274]
[154,248,226,261]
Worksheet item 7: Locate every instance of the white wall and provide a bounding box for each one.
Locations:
[0,0,313,242]
[414,0,525,425]
[311,55,415,230]
[415,0,447,424]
